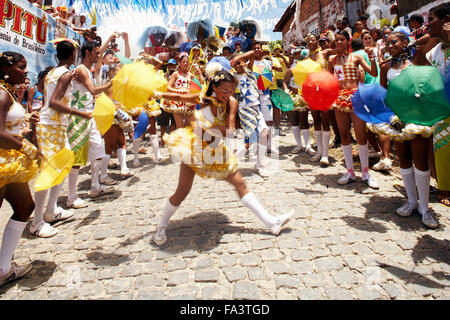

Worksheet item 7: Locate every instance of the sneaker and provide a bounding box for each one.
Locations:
[0,262,32,287]
[90,186,115,198]
[153,226,167,246]
[305,146,315,156]
[133,159,141,167]
[373,158,392,171]
[270,210,293,236]
[421,209,439,229]
[44,207,74,223]
[99,175,118,186]
[155,155,170,164]
[120,168,135,177]
[362,175,379,189]
[337,172,356,185]
[320,157,329,166]
[396,202,417,217]
[291,146,304,154]
[108,161,119,169]
[310,152,321,162]
[29,222,58,238]
[66,198,88,209]
[255,167,271,178]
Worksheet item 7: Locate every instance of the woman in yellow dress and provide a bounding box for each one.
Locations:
[151,70,292,246]
[0,52,40,286]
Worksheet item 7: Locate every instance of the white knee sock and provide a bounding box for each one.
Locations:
[414,168,430,214]
[291,126,302,148]
[117,148,128,171]
[341,144,354,173]
[241,192,276,228]
[0,219,27,276]
[46,182,64,214]
[150,134,161,159]
[100,155,110,180]
[132,138,141,162]
[32,189,48,227]
[358,144,369,177]
[313,130,322,154]
[159,199,180,228]
[68,168,79,203]
[322,131,331,159]
[400,167,418,206]
[256,143,267,168]
[90,160,101,190]
[301,129,311,149]
[267,126,273,151]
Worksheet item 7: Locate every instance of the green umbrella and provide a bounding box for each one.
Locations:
[385,65,450,126]
[271,89,294,112]
[115,53,133,65]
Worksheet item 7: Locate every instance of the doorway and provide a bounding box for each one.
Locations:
[345,0,362,27]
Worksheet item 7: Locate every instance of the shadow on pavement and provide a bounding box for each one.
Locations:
[74,209,101,230]
[411,235,450,266]
[85,251,130,267]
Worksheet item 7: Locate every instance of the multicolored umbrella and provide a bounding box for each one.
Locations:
[352,83,394,124]
[292,58,322,87]
[190,77,202,94]
[385,65,450,126]
[302,71,339,111]
[34,148,74,192]
[252,64,273,91]
[93,93,116,136]
[112,61,167,111]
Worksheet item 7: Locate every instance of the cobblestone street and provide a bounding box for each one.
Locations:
[0,131,449,300]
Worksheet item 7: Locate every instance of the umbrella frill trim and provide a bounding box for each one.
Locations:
[0,148,39,189]
[367,122,435,142]
[291,93,309,111]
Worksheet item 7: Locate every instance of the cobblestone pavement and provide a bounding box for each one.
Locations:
[0,129,449,300]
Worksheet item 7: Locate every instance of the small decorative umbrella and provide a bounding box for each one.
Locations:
[93,93,116,136]
[133,111,149,140]
[292,58,322,87]
[252,64,273,91]
[112,61,167,111]
[190,77,202,94]
[385,65,450,126]
[115,53,133,65]
[352,83,395,124]
[34,148,74,192]
[302,71,339,111]
[271,89,294,112]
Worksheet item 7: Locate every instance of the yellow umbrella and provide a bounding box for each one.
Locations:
[34,148,75,192]
[292,58,322,87]
[93,93,116,136]
[112,61,167,111]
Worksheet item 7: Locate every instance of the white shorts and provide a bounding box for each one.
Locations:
[259,92,273,122]
[88,120,106,161]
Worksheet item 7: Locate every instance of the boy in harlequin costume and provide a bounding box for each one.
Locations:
[149,67,293,246]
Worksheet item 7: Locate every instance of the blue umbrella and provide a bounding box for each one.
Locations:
[133,111,149,139]
[208,56,231,72]
[352,83,394,124]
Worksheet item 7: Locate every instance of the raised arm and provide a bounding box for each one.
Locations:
[355,48,378,77]
[230,50,255,70]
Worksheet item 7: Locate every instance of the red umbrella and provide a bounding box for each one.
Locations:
[302,71,339,111]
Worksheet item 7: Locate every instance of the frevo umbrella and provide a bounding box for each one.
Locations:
[352,83,394,124]
[133,111,149,140]
[93,93,116,136]
[34,148,75,192]
[302,71,339,111]
[252,64,273,91]
[385,65,450,126]
[112,61,167,111]
[271,89,294,112]
[292,58,322,88]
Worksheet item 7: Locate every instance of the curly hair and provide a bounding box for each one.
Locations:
[0,51,25,80]
[205,70,236,97]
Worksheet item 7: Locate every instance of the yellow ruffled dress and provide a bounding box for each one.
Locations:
[163,97,238,180]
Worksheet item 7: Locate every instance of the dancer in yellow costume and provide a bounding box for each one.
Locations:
[150,69,292,246]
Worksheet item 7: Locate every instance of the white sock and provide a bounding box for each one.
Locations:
[32,189,48,227]
[313,130,322,154]
[46,182,64,214]
[341,144,354,173]
[256,142,267,168]
[0,219,27,276]
[90,159,101,190]
[241,192,276,228]
[159,198,180,228]
[100,155,110,180]
[400,167,418,206]
[68,168,79,203]
[150,134,161,159]
[358,144,369,178]
[248,141,257,163]
[291,126,302,148]
[267,126,273,151]
[322,131,331,159]
[302,129,311,149]
[414,168,430,214]
[132,138,141,162]
[117,148,128,171]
